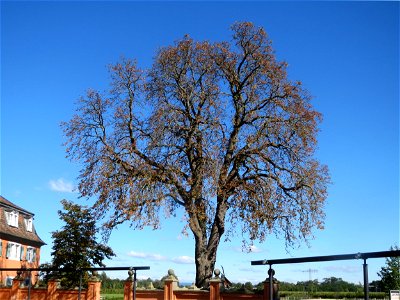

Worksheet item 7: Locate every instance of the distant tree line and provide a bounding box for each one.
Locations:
[277,277,363,293]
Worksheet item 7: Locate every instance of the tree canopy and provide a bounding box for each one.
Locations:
[48,200,115,288]
[62,21,329,287]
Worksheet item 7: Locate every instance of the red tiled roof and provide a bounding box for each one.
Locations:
[0,195,34,215]
[0,195,46,247]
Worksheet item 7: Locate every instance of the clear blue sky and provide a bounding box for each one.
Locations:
[1,1,399,284]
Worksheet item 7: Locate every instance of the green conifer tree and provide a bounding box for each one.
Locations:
[50,200,115,288]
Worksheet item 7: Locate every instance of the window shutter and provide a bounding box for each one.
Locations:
[6,277,13,287]
[24,218,32,231]
[14,212,19,227]
[32,248,37,263]
[6,243,11,258]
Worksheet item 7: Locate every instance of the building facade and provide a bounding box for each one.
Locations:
[0,195,45,286]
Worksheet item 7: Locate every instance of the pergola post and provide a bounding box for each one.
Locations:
[363,259,369,300]
[269,267,274,300]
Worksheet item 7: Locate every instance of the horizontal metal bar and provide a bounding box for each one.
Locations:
[251,260,268,265]
[86,266,150,271]
[0,266,150,272]
[360,250,399,259]
[251,250,400,266]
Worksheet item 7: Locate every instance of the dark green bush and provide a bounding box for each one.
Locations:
[279,291,387,299]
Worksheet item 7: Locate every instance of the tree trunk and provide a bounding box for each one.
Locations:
[192,198,228,288]
[195,249,216,288]
[194,233,219,288]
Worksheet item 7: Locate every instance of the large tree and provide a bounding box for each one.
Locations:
[62,22,329,287]
[49,200,115,288]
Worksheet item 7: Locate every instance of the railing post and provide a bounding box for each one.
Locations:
[363,259,369,300]
[79,270,83,300]
[47,278,60,300]
[10,274,23,300]
[164,269,178,300]
[27,270,32,300]
[133,269,137,300]
[87,271,102,300]
[264,268,278,300]
[124,270,134,300]
[209,269,222,300]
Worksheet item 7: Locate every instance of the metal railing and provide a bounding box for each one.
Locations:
[251,250,400,300]
[0,265,150,300]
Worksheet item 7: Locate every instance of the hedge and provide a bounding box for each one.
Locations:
[279,291,387,299]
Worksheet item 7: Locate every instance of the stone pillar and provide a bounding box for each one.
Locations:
[47,279,60,300]
[10,275,23,300]
[164,269,178,300]
[87,272,102,300]
[264,278,279,300]
[209,269,222,300]
[124,270,134,300]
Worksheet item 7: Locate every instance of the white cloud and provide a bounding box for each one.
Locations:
[49,178,75,193]
[249,245,262,253]
[172,256,195,264]
[127,251,194,265]
[127,251,167,261]
[150,254,168,261]
[127,251,147,258]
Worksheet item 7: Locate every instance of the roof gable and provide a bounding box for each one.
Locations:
[0,195,46,246]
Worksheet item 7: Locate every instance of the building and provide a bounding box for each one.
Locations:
[0,195,46,286]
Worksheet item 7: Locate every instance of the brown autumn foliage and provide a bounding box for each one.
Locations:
[62,22,330,287]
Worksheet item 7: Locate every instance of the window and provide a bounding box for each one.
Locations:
[6,242,23,260]
[5,210,19,227]
[26,247,36,263]
[24,217,33,232]
[6,277,13,287]
[24,277,31,287]
[0,240,2,257]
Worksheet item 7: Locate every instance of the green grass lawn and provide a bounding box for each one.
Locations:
[101,294,124,300]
